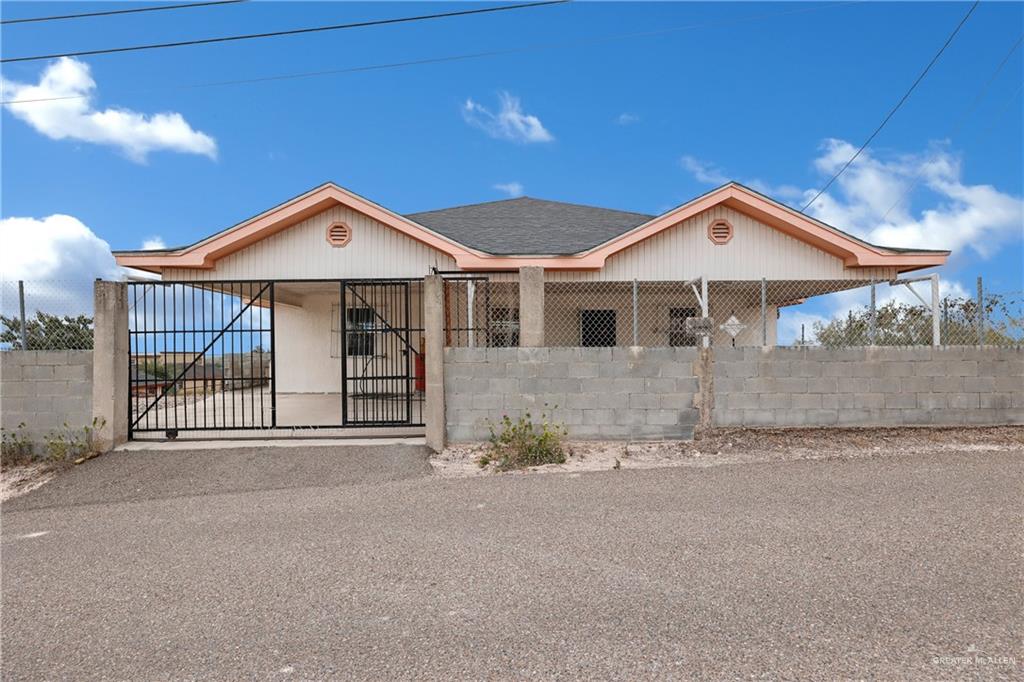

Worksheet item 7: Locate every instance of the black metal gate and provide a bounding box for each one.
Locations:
[341,280,424,427]
[128,281,275,436]
[127,279,423,437]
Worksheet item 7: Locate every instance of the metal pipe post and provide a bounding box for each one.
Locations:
[18,280,28,350]
[700,277,709,349]
[977,276,984,346]
[760,278,768,347]
[632,279,639,346]
[868,283,877,345]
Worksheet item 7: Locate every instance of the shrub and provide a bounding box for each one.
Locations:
[1,423,35,467]
[43,417,107,464]
[482,407,568,471]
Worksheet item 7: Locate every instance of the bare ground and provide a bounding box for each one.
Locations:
[432,425,1024,477]
[5,427,1021,496]
[0,463,57,503]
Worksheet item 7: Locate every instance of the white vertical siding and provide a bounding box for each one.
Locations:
[163,204,456,281]
[162,203,893,283]
[546,205,895,282]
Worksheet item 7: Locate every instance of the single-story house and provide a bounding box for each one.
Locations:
[113,181,947,434]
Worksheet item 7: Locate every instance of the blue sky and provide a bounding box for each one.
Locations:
[2,1,1022,334]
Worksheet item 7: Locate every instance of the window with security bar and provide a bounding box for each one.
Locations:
[489,306,519,347]
[331,304,376,358]
[580,309,616,347]
[668,307,700,347]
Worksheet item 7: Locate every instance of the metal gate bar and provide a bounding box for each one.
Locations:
[128,278,425,437]
[342,280,424,427]
[128,281,274,436]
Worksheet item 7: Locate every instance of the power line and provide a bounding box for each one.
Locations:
[0,0,570,64]
[880,32,1023,222]
[1,1,247,26]
[1,1,862,105]
[976,80,1023,140]
[801,0,980,213]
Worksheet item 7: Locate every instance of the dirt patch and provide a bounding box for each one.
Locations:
[0,463,58,503]
[432,426,1024,477]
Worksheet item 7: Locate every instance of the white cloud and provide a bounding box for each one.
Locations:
[0,214,124,320]
[616,112,640,125]
[744,179,804,201]
[681,154,802,199]
[1,57,217,162]
[682,141,1024,258]
[0,214,121,282]
[680,155,728,185]
[462,92,553,144]
[141,236,167,250]
[802,139,1023,257]
[493,182,524,197]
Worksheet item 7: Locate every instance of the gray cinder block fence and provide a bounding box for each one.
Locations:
[0,350,94,443]
[443,345,1023,444]
[445,346,701,442]
[712,346,1023,427]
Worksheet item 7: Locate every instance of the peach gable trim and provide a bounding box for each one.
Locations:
[115,183,477,272]
[460,184,944,272]
[574,184,948,269]
[115,181,948,274]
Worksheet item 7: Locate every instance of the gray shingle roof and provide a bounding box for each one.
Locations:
[406,197,654,256]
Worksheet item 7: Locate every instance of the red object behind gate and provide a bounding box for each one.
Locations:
[415,339,426,392]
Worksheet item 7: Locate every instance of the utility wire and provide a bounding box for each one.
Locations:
[0,0,570,64]
[801,0,980,213]
[2,0,861,105]
[880,32,1024,222]
[976,80,1023,140]
[1,0,247,26]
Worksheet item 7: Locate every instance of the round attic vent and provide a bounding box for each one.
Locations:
[707,219,733,245]
[326,222,352,247]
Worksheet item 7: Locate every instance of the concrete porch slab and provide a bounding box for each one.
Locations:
[117,437,426,451]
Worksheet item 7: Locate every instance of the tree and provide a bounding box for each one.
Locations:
[0,312,94,350]
[812,294,1022,348]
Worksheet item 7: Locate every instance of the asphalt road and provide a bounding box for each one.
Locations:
[2,446,1021,680]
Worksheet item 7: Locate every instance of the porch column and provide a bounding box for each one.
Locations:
[92,280,129,451]
[423,274,446,452]
[519,266,545,347]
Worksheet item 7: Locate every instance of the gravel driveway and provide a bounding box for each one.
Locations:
[2,444,1021,679]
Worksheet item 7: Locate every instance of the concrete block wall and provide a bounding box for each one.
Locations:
[445,346,700,442]
[712,346,1024,427]
[1,350,94,442]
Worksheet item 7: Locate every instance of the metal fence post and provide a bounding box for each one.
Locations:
[17,280,28,350]
[760,278,767,347]
[701,277,709,349]
[631,279,638,346]
[466,279,475,348]
[930,274,940,347]
[943,298,949,343]
[868,283,877,345]
[977,276,984,346]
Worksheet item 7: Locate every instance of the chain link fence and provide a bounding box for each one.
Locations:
[544,280,706,347]
[442,274,1021,349]
[10,276,1012,353]
[0,280,96,350]
[443,275,520,347]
